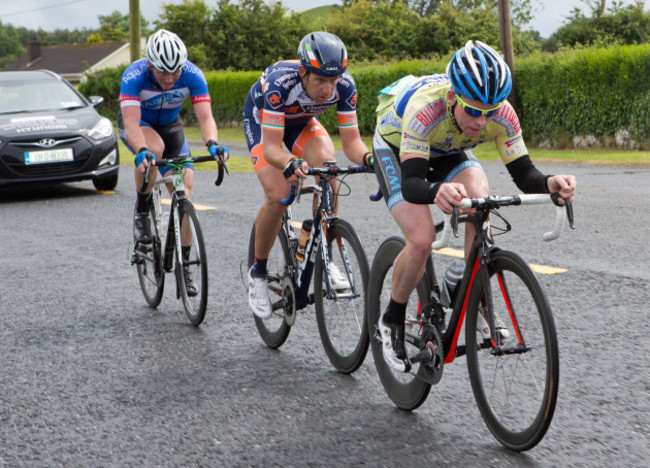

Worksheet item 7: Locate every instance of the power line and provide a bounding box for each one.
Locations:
[3,0,89,18]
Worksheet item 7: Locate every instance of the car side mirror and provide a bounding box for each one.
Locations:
[89,96,104,108]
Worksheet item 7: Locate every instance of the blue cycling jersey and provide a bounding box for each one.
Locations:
[119,59,211,127]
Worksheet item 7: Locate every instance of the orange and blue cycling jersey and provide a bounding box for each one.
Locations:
[243,60,359,171]
[376,74,528,163]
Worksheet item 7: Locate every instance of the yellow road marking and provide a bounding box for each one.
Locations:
[433,246,567,275]
[283,221,566,275]
[160,198,215,211]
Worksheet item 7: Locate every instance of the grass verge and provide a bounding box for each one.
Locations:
[117,126,650,172]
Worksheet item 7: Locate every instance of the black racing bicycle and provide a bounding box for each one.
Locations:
[247,162,373,374]
[367,193,574,451]
[131,154,227,326]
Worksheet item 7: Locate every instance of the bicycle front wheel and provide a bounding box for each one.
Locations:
[465,250,559,451]
[367,236,431,410]
[134,206,165,307]
[175,200,208,326]
[314,218,369,374]
[248,223,292,348]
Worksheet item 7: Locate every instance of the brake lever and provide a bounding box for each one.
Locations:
[451,207,460,238]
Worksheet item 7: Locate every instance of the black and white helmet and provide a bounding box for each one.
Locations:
[146,29,188,73]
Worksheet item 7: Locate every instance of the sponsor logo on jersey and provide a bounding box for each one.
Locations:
[402,141,429,153]
[346,92,357,108]
[285,105,301,114]
[413,99,446,131]
[380,155,401,193]
[493,104,521,137]
[266,90,283,110]
[380,112,401,129]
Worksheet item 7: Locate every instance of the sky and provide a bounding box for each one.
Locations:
[1,0,614,39]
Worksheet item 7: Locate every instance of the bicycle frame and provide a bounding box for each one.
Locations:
[281,165,363,309]
[406,194,574,365]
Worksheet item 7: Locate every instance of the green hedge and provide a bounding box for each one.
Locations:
[79,44,650,149]
[516,44,650,148]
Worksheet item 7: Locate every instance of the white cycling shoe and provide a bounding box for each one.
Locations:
[477,307,511,340]
[248,268,272,319]
[379,312,411,373]
[328,262,350,290]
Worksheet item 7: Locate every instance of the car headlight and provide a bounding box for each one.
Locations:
[88,117,114,140]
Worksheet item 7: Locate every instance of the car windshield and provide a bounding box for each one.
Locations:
[0,79,86,114]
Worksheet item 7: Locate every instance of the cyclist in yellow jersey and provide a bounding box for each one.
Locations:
[372,41,577,372]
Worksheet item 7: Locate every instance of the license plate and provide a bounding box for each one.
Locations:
[24,148,74,165]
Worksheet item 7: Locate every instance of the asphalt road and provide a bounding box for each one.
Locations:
[1,155,649,467]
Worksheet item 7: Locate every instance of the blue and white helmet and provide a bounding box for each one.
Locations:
[146,29,188,73]
[446,40,512,106]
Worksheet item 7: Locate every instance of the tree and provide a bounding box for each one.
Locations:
[0,21,25,68]
[155,0,213,48]
[99,10,150,37]
[208,0,308,70]
[544,1,649,50]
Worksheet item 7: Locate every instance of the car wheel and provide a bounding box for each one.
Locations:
[93,172,119,191]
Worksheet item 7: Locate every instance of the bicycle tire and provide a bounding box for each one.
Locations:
[465,249,559,451]
[367,236,431,410]
[314,218,370,374]
[247,223,292,348]
[175,200,208,326]
[134,206,165,307]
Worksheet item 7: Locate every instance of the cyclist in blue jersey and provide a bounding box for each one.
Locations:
[243,32,373,319]
[118,29,229,295]
[372,41,577,372]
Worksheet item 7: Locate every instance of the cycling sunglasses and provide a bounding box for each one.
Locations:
[456,94,503,118]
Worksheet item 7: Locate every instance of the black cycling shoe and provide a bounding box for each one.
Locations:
[379,311,411,373]
[183,267,198,297]
[134,213,152,244]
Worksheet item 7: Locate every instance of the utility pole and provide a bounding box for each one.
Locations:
[498,0,517,109]
[129,0,141,63]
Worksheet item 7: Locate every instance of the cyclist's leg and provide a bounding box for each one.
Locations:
[118,110,162,244]
[288,118,338,212]
[244,113,289,318]
[373,130,435,371]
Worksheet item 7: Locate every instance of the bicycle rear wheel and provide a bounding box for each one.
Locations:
[134,206,165,307]
[175,200,208,326]
[247,223,292,348]
[465,250,559,451]
[367,236,431,410]
[314,218,369,374]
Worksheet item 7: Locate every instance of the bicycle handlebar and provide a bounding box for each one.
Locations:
[280,164,374,206]
[431,194,575,250]
[138,154,229,192]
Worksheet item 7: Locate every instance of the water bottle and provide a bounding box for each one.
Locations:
[295,219,313,263]
[440,260,465,308]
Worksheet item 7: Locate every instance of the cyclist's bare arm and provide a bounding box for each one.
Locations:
[339,126,369,165]
[192,101,219,145]
[122,105,147,157]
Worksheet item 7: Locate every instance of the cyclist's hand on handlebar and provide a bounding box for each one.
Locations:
[547,174,577,203]
[134,147,155,173]
[434,182,467,214]
[282,158,308,185]
[207,140,230,163]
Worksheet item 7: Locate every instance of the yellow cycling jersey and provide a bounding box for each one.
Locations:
[376,74,528,164]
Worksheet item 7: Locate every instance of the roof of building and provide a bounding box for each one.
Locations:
[3,41,129,76]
